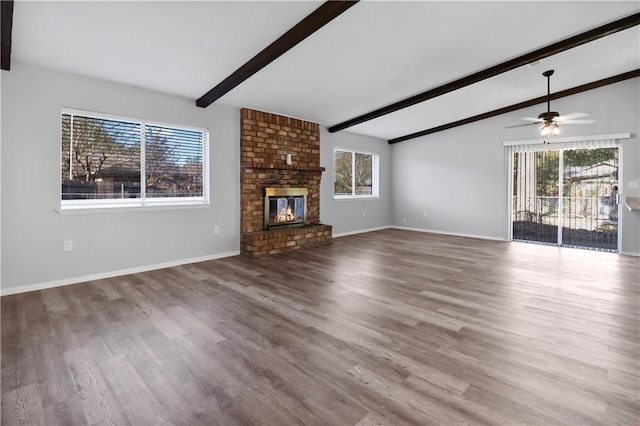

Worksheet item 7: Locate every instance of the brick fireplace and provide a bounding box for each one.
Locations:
[240,108,332,256]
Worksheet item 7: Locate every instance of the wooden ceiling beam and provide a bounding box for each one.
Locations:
[388,69,640,144]
[197,1,359,108]
[1,0,14,71]
[329,12,640,133]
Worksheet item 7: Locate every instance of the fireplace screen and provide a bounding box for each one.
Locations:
[264,188,307,230]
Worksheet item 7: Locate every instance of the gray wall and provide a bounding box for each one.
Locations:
[1,62,241,293]
[1,63,393,293]
[320,128,392,236]
[391,78,640,255]
[2,62,637,294]
[0,72,3,290]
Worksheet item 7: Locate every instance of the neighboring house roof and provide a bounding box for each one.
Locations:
[564,162,617,181]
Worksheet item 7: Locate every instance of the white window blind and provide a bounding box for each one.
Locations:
[144,125,205,199]
[503,133,630,153]
[61,109,208,210]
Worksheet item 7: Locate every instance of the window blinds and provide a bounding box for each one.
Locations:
[61,110,207,207]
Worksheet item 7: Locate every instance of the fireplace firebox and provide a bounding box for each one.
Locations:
[264,188,307,230]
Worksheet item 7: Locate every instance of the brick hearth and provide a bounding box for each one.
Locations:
[240,108,332,256]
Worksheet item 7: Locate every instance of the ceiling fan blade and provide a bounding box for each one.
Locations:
[557,112,590,121]
[505,122,541,129]
[520,117,543,122]
[559,119,595,125]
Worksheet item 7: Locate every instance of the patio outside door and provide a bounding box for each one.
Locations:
[512,147,619,252]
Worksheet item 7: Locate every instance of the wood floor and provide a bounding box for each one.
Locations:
[2,229,639,425]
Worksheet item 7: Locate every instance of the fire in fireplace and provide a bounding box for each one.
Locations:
[264,187,307,230]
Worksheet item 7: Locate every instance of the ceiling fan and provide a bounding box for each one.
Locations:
[507,69,594,136]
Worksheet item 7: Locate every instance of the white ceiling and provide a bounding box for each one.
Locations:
[11,1,640,141]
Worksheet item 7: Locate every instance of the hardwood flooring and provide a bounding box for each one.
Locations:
[2,229,639,425]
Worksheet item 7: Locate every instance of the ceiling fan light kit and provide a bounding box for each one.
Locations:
[540,121,560,136]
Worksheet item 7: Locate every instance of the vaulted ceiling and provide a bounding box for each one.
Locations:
[9,1,640,142]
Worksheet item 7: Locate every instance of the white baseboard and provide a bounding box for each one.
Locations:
[392,227,638,256]
[332,226,391,238]
[0,251,240,297]
[389,226,507,242]
[620,251,640,257]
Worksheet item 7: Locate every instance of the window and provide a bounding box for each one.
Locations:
[61,109,208,210]
[333,149,378,198]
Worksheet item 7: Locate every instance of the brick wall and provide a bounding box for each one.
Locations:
[240,108,332,256]
[241,108,320,171]
[240,225,333,257]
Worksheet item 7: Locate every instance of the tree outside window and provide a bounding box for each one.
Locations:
[61,110,207,208]
[333,149,377,198]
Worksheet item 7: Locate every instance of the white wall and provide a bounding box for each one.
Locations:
[320,128,392,236]
[391,78,640,255]
[1,62,241,294]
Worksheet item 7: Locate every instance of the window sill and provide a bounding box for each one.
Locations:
[333,196,380,201]
[56,202,211,215]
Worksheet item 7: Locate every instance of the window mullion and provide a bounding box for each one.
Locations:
[69,114,74,180]
[371,155,375,196]
[351,152,356,196]
[140,123,146,203]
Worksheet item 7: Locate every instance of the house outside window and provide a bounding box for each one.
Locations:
[333,149,378,199]
[60,109,209,210]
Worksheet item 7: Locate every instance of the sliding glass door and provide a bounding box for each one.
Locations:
[512,151,559,244]
[561,148,619,250]
[512,147,619,252]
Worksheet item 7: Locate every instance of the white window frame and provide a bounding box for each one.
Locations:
[332,148,379,200]
[59,108,210,213]
[503,133,630,250]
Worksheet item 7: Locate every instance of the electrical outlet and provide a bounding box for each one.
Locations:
[402,218,407,224]
[423,211,428,218]
[362,211,366,217]
[214,226,220,235]
[63,240,73,252]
